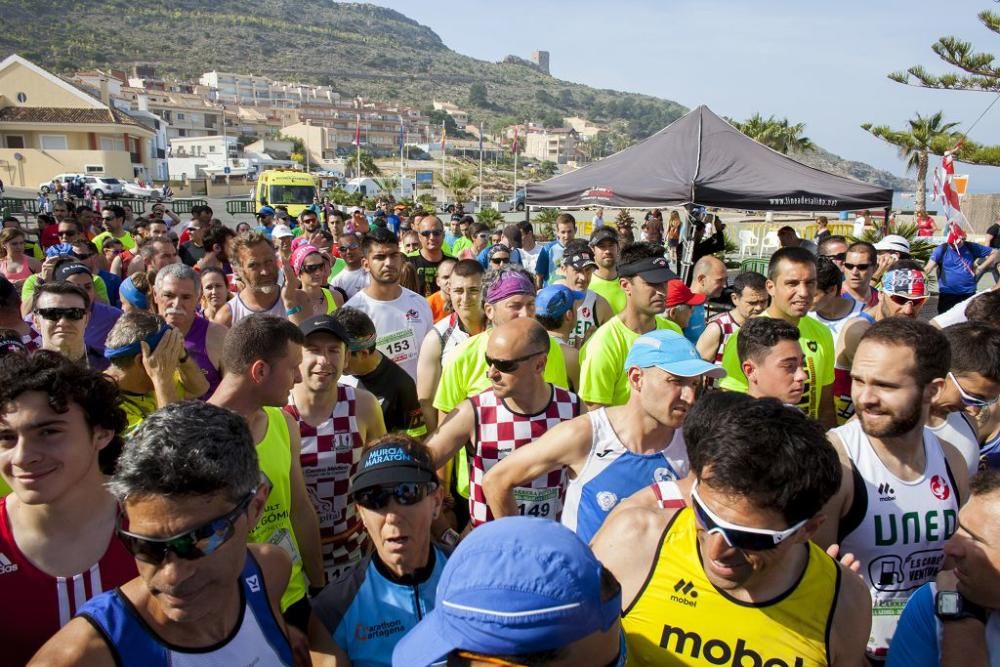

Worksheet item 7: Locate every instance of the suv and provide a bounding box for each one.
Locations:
[38,173,86,194]
[83,176,124,198]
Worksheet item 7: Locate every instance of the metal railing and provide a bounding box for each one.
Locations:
[225,199,258,216]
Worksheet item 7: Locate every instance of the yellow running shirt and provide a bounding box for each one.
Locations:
[717,314,834,420]
[623,508,839,666]
[250,407,307,611]
[589,274,627,314]
[433,331,568,415]
[578,316,682,407]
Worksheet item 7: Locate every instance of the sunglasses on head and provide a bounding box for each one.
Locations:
[821,252,846,262]
[485,349,545,374]
[843,262,871,271]
[117,491,255,565]
[353,481,437,511]
[948,372,999,409]
[888,294,927,307]
[419,229,443,237]
[691,481,807,552]
[300,262,327,275]
[35,307,86,322]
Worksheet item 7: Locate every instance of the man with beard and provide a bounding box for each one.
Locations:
[416,259,486,431]
[407,215,453,298]
[817,317,971,662]
[215,231,309,327]
[153,263,226,399]
[429,319,582,528]
[92,205,136,253]
[719,247,836,426]
[344,228,432,382]
[833,262,929,424]
[559,239,612,349]
[484,329,724,543]
[593,392,871,666]
[196,222,236,277]
[587,227,626,314]
[285,315,385,583]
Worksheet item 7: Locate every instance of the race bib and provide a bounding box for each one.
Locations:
[378,329,417,368]
[514,487,561,520]
[268,528,302,565]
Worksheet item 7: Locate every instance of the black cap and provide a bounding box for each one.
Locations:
[351,442,438,493]
[618,255,676,284]
[54,262,92,282]
[298,314,350,344]
[0,331,26,357]
[589,227,619,247]
[563,248,598,270]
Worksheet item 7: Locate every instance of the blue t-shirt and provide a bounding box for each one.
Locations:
[535,240,568,285]
[683,303,706,344]
[931,242,993,295]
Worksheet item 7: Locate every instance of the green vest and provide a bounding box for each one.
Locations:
[250,407,307,611]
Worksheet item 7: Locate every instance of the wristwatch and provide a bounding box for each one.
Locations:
[935,590,988,623]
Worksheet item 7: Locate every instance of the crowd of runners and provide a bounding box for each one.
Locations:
[1,197,999,666]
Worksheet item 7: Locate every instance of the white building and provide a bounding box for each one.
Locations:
[432,100,469,129]
[167,135,250,178]
[199,71,340,107]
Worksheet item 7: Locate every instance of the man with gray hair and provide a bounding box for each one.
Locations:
[30,401,340,665]
[103,311,209,431]
[124,236,180,278]
[153,263,226,398]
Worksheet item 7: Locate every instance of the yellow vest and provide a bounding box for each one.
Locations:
[249,407,307,611]
[321,287,338,315]
[623,508,838,667]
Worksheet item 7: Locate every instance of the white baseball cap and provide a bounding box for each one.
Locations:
[874,235,910,254]
[272,224,294,240]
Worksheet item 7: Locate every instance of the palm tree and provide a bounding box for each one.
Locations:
[861,111,962,216]
[344,151,381,178]
[438,170,478,204]
[732,114,815,154]
[373,175,400,200]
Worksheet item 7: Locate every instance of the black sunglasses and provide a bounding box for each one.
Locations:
[821,253,846,262]
[57,230,78,238]
[35,307,86,321]
[485,349,546,374]
[843,262,871,271]
[490,257,510,265]
[72,251,96,261]
[300,263,327,274]
[116,492,255,565]
[354,482,437,511]
[338,244,358,252]
[419,229,443,237]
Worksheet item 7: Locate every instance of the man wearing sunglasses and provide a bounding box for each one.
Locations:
[407,215,454,298]
[486,329,723,544]
[32,281,92,366]
[927,322,1000,477]
[833,262,930,424]
[329,231,369,300]
[429,318,582,529]
[0,353,134,666]
[92,205,136,254]
[819,317,971,662]
[593,392,871,666]
[312,436,448,666]
[818,234,849,271]
[841,241,879,309]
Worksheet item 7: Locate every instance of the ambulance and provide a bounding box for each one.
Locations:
[253,169,318,218]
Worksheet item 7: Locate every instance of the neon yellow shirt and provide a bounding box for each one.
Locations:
[578,315,682,406]
[718,313,835,420]
[433,331,568,415]
[92,230,136,252]
[588,274,627,314]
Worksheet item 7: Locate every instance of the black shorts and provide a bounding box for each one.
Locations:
[282,595,312,633]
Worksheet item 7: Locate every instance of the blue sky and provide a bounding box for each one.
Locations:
[359,0,1000,193]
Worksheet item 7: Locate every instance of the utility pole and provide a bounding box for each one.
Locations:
[305,118,311,173]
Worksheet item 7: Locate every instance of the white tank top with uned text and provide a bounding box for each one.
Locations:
[568,289,599,348]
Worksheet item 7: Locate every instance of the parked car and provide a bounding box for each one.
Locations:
[38,173,86,194]
[84,176,124,199]
[507,189,526,212]
[122,180,160,199]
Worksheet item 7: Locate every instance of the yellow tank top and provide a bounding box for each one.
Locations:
[249,407,307,611]
[321,287,337,315]
[623,508,839,667]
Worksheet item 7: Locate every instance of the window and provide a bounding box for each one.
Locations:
[40,135,68,150]
[4,135,25,149]
[208,145,215,152]
[177,113,185,120]
[100,136,125,152]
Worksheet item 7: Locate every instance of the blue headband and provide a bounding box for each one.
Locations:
[104,323,169,360]
[119,277,148,309]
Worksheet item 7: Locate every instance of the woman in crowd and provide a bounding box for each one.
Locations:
[198,266,231,320]
[0,228,41,289]
[292,243,342,316]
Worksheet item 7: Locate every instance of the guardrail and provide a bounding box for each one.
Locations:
[0,198,40,216]
[225,199,258,216]
[168,199,209,215]
[115,198,146,214]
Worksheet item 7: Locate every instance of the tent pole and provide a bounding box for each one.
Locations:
[680,204,697,285]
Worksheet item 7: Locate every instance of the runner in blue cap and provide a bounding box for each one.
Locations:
[392,516,624,667]
[483,328,723,544]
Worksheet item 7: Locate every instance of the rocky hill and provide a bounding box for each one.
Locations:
[0,0,913,190]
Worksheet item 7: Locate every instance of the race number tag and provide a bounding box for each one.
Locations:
[514,487,561,519]
[378,329,417,368]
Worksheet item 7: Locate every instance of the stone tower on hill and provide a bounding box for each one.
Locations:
[531,50,550,75]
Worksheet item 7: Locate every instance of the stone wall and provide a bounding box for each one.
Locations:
[962,194,1000,233]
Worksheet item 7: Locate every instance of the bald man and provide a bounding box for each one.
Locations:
[685,255,728,343]
[427,318,583,528]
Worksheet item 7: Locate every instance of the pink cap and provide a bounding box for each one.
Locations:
[291,244,321,275]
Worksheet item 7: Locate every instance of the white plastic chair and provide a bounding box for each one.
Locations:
[759,230,780,256]
[738,229,759,257]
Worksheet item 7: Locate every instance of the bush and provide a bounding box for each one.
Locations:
[477,207,503,226]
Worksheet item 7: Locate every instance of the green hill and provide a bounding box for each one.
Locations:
[0,0,913,190]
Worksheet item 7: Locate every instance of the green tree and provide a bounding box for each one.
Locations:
[468,82,489,107]
[861,111,963,216]
[477,207,503,226]
[373,175,400,200]
[344,151,381,178]
[536,160,558,178]
[438,170,478,203]
[731,114,815,154]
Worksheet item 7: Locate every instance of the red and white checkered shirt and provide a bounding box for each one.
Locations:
[285,384,369,581]
[468,385,580,526]
[21,326,42,352]
[707,310,739,365]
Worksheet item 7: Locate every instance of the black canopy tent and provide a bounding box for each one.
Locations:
[525,105,893,211]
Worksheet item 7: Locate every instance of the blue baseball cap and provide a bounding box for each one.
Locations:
[624,328,726,378]
[535,284,583,319]
[256,206,275,217]
[392,517,621,666]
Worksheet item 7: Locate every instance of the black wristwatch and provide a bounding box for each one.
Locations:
[935,590,988,623]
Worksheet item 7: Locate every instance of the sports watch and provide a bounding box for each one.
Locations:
[935,590,987,623]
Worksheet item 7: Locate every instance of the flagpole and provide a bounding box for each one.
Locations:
[355,99,362,181]
[478,120,484,209]
[440,122,446,205]
[513,124,519,205]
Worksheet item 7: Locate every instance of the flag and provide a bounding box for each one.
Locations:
[398,117,405,148]
[938,147,970,231]
[512,126,519,154]
[354,113,361,147]
[932,167,941,204]
[440,124,447,152]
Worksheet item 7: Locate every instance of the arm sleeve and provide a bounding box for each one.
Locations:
[931,244,945,263]
[973,243,993,259]
[886,583,939,667]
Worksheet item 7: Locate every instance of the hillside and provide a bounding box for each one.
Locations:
[0,0,912,190]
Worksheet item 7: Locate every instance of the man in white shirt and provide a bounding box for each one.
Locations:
[329,231,369,299]
[343,227,432,381]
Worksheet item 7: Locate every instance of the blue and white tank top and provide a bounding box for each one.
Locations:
[77,551,293,666]
[561,408,689,544]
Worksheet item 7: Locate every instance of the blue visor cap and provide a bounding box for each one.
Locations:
[624,328,726,378]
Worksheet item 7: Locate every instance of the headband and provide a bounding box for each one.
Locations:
[119,277,148,309]
[348,331,378,352]
[485,271,534,304]
[104,323,170,360]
